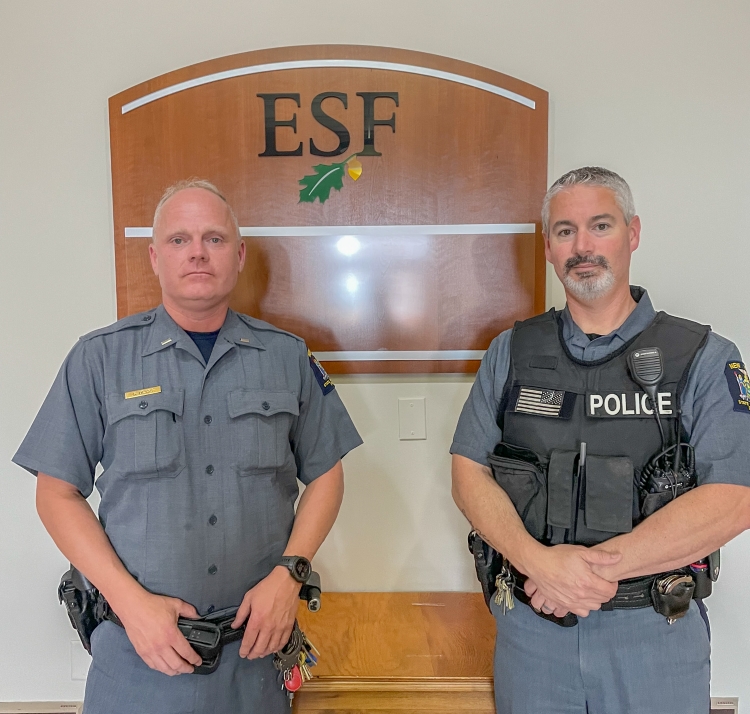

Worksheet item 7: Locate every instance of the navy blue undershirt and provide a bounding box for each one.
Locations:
[185,329,220,363]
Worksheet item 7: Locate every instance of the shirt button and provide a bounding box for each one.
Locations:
[204,415,213,424]
[142,315,152,322]
[209,515,217,526]
[262,401,270,411]
[208,564,218,575]
[207,605,215,614]
[139,401,148,409]
[205,465,214,475]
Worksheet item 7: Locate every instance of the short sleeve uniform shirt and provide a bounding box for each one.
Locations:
[14,305,363,614]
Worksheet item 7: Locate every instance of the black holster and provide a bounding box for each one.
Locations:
[468,531,578,626]
[58,566,108,654]
[468,530,504,610]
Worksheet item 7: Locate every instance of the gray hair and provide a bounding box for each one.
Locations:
[152,178,241,241]
[541,166,635,235]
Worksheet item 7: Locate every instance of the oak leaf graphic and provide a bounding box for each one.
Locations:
[298,155,363,204]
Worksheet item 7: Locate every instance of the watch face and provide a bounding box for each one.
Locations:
[294,558,311,581]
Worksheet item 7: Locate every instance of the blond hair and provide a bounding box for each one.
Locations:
[152,179,241,241]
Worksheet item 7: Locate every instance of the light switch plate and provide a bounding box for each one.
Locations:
[398,398,426,440]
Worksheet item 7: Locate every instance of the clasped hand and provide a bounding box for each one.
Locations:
[119,566,300,676]
[117,591,202,676]
[231,566,301,660]
[523,544,621,618]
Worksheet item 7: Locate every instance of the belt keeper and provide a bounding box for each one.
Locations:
[600,598,614,611]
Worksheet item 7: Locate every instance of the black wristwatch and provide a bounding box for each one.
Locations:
[279,556,312,584]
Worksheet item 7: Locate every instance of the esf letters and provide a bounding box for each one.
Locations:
[587,391,674,418]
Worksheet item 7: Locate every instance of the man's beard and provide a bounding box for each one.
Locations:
[562,254,615,300]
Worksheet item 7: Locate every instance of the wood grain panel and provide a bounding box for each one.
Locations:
[293,592,496,712]
[110,46,548,373]
[295,592,495,677]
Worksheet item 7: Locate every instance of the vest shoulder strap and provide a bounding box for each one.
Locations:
[640,312,710,401]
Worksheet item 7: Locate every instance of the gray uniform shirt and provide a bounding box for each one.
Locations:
[451,288,750,489]
[14,305,363,614]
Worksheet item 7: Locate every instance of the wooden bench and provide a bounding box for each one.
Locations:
[294,592,496,713]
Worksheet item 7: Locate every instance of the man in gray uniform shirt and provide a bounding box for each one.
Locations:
[13,180,362,713]
[451,167,750,714]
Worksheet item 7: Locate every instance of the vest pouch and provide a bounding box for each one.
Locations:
[584,455,634,534]
[641,490,674,519]
[488,443,547,540]
[547,450,578,544]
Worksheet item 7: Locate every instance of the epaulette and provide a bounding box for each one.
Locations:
[236,313,305,343]
[79,308,158,342]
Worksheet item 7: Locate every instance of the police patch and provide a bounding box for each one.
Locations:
[586,391,675,418]
[309,349,335,395]
[724,361,750,414]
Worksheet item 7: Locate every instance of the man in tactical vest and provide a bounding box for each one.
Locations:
[451,166,750,713]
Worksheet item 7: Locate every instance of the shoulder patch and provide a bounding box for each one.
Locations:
[308,350,335,395]
[79,310,157,341]
[724,361,750,414]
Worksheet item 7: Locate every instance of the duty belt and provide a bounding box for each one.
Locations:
[59,565,323,684]
[508,564,692,628]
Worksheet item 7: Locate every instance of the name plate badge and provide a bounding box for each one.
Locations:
[125,386,162,400]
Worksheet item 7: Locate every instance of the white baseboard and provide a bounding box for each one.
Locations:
[0,704,82,714]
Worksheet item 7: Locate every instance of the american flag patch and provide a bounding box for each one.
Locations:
[515,387,565,417]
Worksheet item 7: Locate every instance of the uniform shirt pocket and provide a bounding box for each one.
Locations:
[105,390,185,478]
[227,389,299,471]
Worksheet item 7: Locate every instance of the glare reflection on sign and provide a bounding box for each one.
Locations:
[336,236,361,256]
[345,274,360,294]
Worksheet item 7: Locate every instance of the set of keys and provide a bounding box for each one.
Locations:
[493,558,516,614]
[273,620,319,703]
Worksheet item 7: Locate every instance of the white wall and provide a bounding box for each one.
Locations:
[1,0,749,704]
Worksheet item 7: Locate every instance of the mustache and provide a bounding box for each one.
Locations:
[564,254,611,274]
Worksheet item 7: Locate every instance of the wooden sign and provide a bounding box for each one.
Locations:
[109,45,548,373]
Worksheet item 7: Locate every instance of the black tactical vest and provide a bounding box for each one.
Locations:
[494,309,709,546]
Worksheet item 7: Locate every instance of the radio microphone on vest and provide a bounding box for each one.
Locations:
[627,347,667,451]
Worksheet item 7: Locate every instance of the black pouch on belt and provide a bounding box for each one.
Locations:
[651,573,695,623]
[178,606,246,675]
[176,618,224,674]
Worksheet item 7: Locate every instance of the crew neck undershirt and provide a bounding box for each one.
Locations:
[185,329,221,363]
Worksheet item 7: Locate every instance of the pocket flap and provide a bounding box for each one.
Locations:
[228,390,299,419]
[585,455,634,533]
[106,389,184,425]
